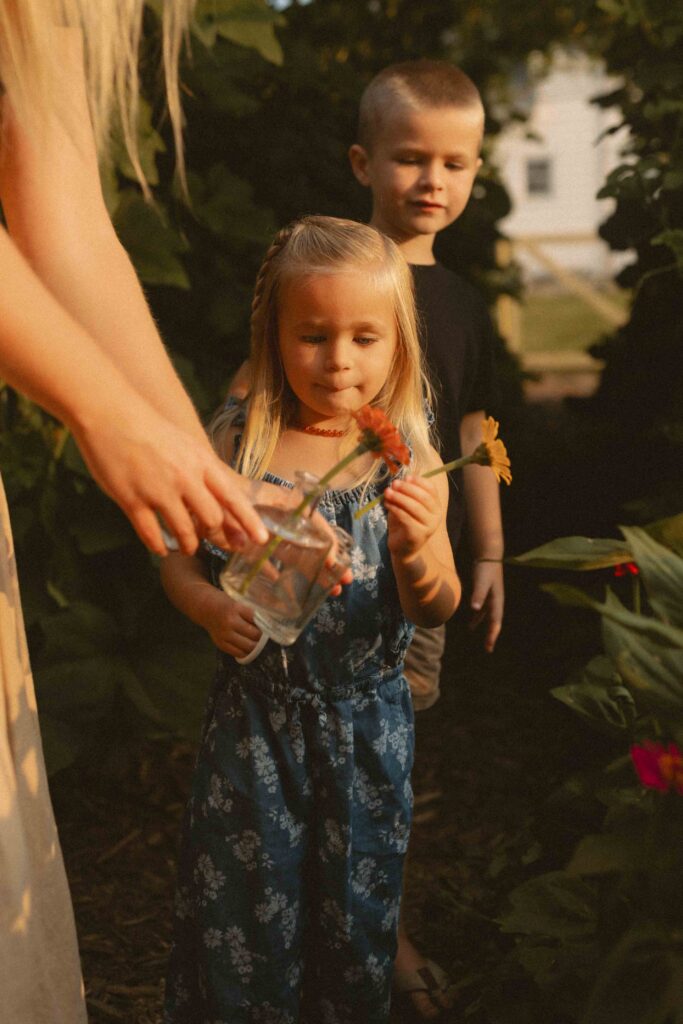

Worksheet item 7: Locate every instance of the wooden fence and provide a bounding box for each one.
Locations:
[495,232,629,400]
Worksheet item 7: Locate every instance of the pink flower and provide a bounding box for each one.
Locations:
[631,742,683,795]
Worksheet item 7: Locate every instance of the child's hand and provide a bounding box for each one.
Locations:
[469,559,504,653]
[205,592,263,659]
[384,475,442,558]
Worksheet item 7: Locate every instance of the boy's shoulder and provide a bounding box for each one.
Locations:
[411,261,492,334]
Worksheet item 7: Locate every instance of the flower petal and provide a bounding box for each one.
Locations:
[352,405,410,475]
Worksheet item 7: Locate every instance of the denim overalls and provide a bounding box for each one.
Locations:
[164,464,415,1024]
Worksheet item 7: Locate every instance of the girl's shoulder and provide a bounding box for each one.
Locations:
[210,394,247,464]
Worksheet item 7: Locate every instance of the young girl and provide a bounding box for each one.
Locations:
[162,216,460,1024]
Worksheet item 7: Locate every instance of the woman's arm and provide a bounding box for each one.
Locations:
[0,227,267,555]
[385,447,461,628]
[0,28,203,440]
[0,29,268,555]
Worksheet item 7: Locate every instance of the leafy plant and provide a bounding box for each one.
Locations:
[503,514,683,1023]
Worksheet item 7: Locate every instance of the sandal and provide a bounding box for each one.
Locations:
[393,958,456,1018]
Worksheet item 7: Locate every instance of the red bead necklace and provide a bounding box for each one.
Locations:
[293,423,348,438]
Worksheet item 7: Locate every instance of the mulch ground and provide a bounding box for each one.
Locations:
[50,394,610,1023]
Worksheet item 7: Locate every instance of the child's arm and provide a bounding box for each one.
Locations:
[384,447,461,629]
[460,410,505,653]
[228,360,252,400]
[160,553,263,659]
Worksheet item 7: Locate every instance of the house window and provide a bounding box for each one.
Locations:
[527,158,552,195]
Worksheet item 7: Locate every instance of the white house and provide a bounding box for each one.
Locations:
[494,51,629,282]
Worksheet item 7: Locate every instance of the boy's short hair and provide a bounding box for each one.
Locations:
[358,59,484,151]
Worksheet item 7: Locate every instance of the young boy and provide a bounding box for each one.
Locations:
[349,60,504,1018]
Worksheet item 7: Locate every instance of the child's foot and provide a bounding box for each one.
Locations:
[393,928,454,1020]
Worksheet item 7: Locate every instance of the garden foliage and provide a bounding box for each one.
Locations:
[1,0,681,782]
[505,516,683,1023]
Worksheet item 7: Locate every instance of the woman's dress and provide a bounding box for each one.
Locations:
[0,475,87,1023]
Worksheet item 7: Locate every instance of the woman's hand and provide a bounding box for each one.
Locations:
[72,399,268,557]
[384,475,442,558]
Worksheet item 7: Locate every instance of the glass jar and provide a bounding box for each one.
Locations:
[219,473,353,646]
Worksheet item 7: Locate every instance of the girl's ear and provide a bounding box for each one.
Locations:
[349,144,372,186]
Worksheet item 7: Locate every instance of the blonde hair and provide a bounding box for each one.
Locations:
[212,215,433,488]
[0,0,193,189]
[358,59,484,151]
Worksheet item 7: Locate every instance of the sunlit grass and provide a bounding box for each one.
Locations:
[521,289,630,353]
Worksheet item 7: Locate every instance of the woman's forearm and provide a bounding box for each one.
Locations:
[0,29,205,442]
[0,225,153,431]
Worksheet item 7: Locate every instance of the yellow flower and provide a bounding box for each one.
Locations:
[477,416,512,485]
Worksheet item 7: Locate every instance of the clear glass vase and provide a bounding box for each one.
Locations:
[219,473,353,646]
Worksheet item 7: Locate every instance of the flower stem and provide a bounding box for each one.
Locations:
[238,442,368,595]
[291,443,367,519]
[354,452,478,520]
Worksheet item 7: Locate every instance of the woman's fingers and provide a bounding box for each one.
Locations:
[155,499,202,556]
[130,506,169,557]
[204,461,269,545]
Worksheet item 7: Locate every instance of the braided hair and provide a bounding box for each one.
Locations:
[214,215,433,485]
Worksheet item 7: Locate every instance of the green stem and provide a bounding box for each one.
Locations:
[238,442,368,595]
[354,452,478,520]
[290,443,367,519]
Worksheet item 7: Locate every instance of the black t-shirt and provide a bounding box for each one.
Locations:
[411,262,496,546]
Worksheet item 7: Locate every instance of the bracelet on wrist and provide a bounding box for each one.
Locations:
[474,556,504,563]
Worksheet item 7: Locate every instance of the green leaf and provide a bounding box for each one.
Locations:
[38,601,120,661]
[643,512,683,558]
[552,655,637,732]
[583,926,683,1024]
[187,166,276,243]
[120,672,169,730]
[567,833,644,876]
[40,715,83,776]
[509,536,632,571]
[543,584,683,649]
[69,506,134,555]
[620,525,683,629]
[113,192,190,289]
[35,656,124,713]
[60,435,90,478]
[193,0,284,64]
[652,229,683,268]
[137,643,214,739]
[499,872,598,940]
[109,97,165,186]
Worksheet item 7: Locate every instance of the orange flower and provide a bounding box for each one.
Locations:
[353,405,411,475]
[478,416,512,485]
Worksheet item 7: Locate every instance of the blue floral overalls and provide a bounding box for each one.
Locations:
[164,462,415,1024]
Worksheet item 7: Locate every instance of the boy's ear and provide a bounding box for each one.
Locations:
[349,144,371,186]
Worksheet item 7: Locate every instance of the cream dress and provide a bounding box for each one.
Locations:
[0,475,87,1022]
